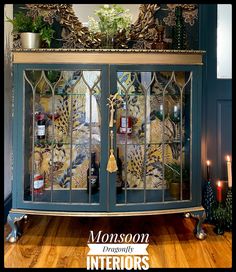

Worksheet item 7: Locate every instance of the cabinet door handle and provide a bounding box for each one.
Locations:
[107,92,120,128]
[109,108,115,128]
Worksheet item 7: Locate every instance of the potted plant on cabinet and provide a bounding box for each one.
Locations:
[6,11,55,48]
[165,162,181,199]
[165,162,190,199]
[88,4,132,48]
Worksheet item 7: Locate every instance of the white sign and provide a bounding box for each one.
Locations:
[87,243,148,256]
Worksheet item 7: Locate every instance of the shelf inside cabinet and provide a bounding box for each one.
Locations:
[24,188,100,204]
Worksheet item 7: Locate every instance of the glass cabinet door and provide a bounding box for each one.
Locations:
[112,67,193,209]
[22,68,106,207]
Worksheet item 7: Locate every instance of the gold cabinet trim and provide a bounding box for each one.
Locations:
[10,206,204,217]
[12,51,204,65]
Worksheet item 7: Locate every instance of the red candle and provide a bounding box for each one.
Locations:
[217,181,222,202]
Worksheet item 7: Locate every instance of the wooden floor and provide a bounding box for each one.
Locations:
[4,214,232,268]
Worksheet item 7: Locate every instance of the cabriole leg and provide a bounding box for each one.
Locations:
[190,210,207,240]
[6,213,25,243]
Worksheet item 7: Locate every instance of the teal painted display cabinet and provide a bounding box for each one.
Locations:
[7,49,206,242]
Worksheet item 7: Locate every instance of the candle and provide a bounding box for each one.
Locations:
[226,155,232,188]
[217,181,222,202]
[206,160,210,181]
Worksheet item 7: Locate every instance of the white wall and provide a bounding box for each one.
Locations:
[4,4,13,200]
[217,4,232,79]
[72,4,140,25]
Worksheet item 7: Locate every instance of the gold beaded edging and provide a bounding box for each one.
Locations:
[12,48,205,54]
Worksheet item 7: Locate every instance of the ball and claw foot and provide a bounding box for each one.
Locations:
[195,229,207,240]
[6,213,25,243]
[190,210,207,240]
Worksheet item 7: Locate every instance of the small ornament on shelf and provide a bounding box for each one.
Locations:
[213,181,225,235]
[150,19,169,50]
[225,155,232,231]
[202,160,216,223]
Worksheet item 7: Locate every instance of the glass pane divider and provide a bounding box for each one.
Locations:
[42,70,55,203]
[50,89,54,203]
[69,87,74,203]
[26,70,47,202]
[66,73,85,203]
[123,78,137,205]
[161,87,165,203]
[81,72,99,205]
[31,84,36,202]
[124,91,128,205]
[181,72,193,201]
[23,71,41,203]
[190,73,193,201]
[162,71,175,202]
[89,87,92,204]
[143,88,147,204]
[180,84,183,201]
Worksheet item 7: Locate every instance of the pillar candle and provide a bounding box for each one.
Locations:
[206,160,210,181]
[217,181,222,202]
[226,156,232,188]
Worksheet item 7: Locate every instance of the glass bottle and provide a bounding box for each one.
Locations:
[36,112,46,140]
[33,161,44,194]
[87,152,99,194]
[172,6,186,50]
[119,102,132,135]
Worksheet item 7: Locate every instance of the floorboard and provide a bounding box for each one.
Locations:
[4,214,232,268]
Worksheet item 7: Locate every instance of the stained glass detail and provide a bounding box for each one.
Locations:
[23,70,101,204]
[116,71,192,204]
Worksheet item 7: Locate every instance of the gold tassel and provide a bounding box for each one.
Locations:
[106,148,118,173]
[107,130,118,173]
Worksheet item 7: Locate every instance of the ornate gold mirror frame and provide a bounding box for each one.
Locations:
[14,4,198,49]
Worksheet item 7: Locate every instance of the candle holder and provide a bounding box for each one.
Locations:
[202,179,216,223]
[213,201,225,235]
[225,187,232,231]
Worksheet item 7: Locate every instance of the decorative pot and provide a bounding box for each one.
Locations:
[20,32,41,49]
[169,182,180,199]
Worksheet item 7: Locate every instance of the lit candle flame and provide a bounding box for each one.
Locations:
[217,181,221,187]
[226,155,231,162]
[206,160,210,166]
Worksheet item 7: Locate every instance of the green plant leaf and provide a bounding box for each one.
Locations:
[6,12,33,32]
[40,26,55,47]
[6,11,55,48]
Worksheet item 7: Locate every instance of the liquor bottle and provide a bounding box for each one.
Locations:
[36,112,46,140]
[119,102,132,135]
[116,147,123,193]
[87,152,99,194]
[33,161,44,194]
